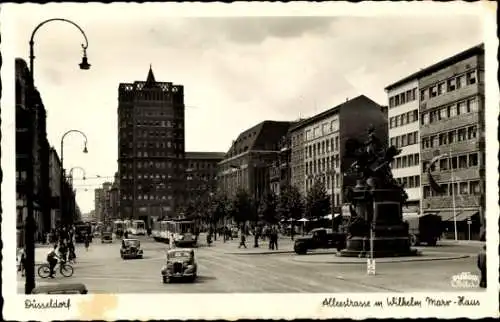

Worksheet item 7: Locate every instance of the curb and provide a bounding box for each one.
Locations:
[291,254,470,264]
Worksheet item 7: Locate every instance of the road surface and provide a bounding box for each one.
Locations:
[17,235,484,293]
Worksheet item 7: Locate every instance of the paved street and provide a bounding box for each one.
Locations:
[17,235,485,293]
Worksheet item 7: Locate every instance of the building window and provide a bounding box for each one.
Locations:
[457,128,467,141]
[451,156,458,169]
[467,70,476,85]
[430,86,437,97]
[439,108,447,120]
[439,133,447,146]
[458,155,468,168]
[389,96,395,108]
[437,82,445,95]
[468,97,478,112]
[469,153,478,167]
[467,126,477,139]
[422,113,429,125]
[447,78,456,91]
[439,158,448,171]
[470,180,480,194]
[423,186,431,198]
[459,182,469,195]
[420,89,426,101]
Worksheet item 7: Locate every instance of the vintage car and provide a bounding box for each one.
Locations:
[173,232,198,248]
[32,283,88,294]
[294,227,347,255]
[101,232,113,243]
[120,239,144,259]
[161,248,197,283]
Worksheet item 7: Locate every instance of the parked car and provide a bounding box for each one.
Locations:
[120,239,143,259]
[161,248,197,283]
[294,228,346,255]
[31,283,88,294]
[101,232,113,243]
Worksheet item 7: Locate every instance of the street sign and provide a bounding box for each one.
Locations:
[467,219,472,225]
[367,259,376,275]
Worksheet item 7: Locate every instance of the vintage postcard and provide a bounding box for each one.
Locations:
[1,1,498,320]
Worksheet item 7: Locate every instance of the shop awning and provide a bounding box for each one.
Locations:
[435,211,455,222]
[454,210,479,222]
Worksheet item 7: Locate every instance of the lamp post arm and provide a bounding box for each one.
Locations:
[29,18,90,79]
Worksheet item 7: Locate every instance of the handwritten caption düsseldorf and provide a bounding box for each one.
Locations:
[25,298,71,310]
[322,296,480,309]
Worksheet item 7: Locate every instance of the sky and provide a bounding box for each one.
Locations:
[3,2,488,214]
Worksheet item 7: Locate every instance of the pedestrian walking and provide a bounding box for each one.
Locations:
[18,248,26,277]
[84,233,90,251]
[238,233,247,248]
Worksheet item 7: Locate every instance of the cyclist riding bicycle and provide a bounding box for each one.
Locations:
[46,244,61,278]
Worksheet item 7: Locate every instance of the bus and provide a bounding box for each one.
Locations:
[113,220,125,238]
[130,220,146,235]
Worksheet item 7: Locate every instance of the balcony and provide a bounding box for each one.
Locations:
[421,139,483,160]
[420,112,481,136]
[421,167,483,185]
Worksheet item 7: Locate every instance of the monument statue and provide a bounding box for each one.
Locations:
[340,125,418,257]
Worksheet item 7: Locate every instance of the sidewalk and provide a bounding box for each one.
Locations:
[439,239,485,246]
[292,251,470,264]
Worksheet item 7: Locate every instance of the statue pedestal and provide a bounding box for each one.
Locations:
[340,187,418,258]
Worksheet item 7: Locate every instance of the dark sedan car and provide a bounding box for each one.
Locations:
[161,248,197,283]
[120,239,143,259]
[294,228,346,255]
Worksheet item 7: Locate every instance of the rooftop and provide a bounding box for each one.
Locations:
[289,95,380,132]
[384,43,484,91]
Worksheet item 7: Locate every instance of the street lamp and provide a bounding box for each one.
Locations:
[69,166,87,181]
[24,18,91,295]
[60,129,88,229]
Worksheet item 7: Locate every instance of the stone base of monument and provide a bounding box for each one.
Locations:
[339,236,420,258]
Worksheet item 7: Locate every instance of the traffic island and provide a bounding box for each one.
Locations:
[292,252,469,264]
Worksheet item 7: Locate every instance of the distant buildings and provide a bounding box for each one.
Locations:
[218,121,292,201]
[94,188,105,223]
[117,66,186,226]
[385,43,485,240]
[183,152,225,219]
[289,95,388,212]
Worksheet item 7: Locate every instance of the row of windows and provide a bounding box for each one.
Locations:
[420,70,477,101]
[305,155,340,175]
[135,109,179,117]
[137,161,174,169]
[389,87,417,108]
[136,120,176,128]
[421,125,478,149]
[423,180,482,198]
[291,132,304,147]
[389,131,419,148]
[423,152,480,172]
[391,153,420,169]
[135,151,181,158]
[135,141,177,149]
[389,109,419,129]
[305,136,340,159]
[120,194,174,201]
[137,130,182,138]
[305,119,339,141]
[421,97,479,125]
[187,162,217,170]
[395,175,420,188]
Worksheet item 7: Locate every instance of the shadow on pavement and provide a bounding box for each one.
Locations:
[166,275,216,284]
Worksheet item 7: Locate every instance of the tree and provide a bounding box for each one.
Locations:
[231,188,254,228]
[258,191,278,224]
[277,185,305,221]
[209,193,230,227]
[305,179,331,220]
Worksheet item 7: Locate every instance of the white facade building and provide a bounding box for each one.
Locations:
[386,80,421,213]
[302,113,342,207]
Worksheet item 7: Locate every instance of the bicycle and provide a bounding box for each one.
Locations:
[38,261,74,278]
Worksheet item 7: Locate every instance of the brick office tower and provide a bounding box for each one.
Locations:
[118,66,186,228]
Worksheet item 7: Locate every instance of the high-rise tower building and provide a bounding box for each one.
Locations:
[117,66,186,227]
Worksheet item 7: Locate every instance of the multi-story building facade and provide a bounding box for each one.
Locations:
[48,147,62,229]
[385,80,421,214]
[289,95,388,212]
[183,152,225,219]
[94,188,105,223]
[108,172,120,220]
[102,182,112,222]
[16,58,51,245]
[289,124,306,195]
[269,134,292,196]
[218,121,291,202]
[418,44,485,240]
[118,67,186,226]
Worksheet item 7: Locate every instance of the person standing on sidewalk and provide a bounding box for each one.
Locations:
[238,233,247,248]
[272,226,279,250]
